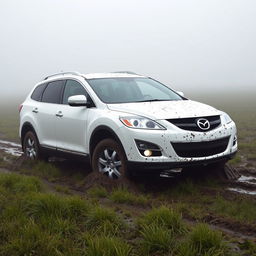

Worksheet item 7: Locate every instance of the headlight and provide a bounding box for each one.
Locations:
[120,116,165,130]
[222,113,232,124]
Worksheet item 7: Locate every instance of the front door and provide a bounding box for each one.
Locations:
[55,79,89,154]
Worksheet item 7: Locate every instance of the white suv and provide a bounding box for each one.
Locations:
[19,71,237,179]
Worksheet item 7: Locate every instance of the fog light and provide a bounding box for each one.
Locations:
[144,149,152,157]
[135,140,162,156]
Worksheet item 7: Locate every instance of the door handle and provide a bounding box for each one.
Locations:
[32,108,38,113]
[56,111,63,117]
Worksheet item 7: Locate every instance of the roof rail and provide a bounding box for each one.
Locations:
[44,71,81,80]
[112,71,138,75]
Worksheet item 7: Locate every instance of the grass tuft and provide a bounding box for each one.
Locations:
[110,187,148,206]
[189,223,224,252]
[86,206,125,235]
[54,184,71,194]
[140,223,174,254]
[86,236,132,256]
[88,186,108,198]
[0,173,42,194]
[139,206,185,234]
[0,219,64,256]
[21,161,62,181]
[23,193,90,221]
[178,223,227,256]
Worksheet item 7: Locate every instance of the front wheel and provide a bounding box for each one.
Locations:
[91,139,128,179]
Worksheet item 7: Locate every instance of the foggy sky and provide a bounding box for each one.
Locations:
[0,0,256,99]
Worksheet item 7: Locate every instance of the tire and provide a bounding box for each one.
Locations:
[22,131,47,161]
[92,138,128,179]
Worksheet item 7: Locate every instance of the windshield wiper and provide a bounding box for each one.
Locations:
[136,99,170,103]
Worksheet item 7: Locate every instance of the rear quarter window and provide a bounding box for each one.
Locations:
[31,84,47,101]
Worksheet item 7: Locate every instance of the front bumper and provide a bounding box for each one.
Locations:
[127,152,236,171]
[117,120,238,167]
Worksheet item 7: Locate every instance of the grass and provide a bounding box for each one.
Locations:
[140,223,174,254]
[239,239,256,255]
[20,160,62,181]
[55,184,71,194]
[138,206,185,234]
[1,220,67,256]
[178,223,228,256]
[88,186,108,198]
[229,155,242,165]
[168,178,199,197]
[0,173,42,194]
[0,172,250,255]
[23,193,91,221]
[0,172,131,255]
[110,187,149,206]
[210,195,256,224]
[86,236,132,256]
[0,107,20,142]
[86,206,125,235]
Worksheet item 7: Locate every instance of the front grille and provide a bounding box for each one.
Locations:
[167,115,221,132]
[171,136,230,157]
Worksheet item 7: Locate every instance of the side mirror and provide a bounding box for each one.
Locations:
[176,91,184,97]
[68,95,88,107]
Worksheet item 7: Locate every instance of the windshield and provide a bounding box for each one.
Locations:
[87,77,184,104]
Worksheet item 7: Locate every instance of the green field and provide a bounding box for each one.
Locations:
[0,92,255,256]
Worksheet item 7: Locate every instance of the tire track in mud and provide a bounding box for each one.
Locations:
[227,167,256,196]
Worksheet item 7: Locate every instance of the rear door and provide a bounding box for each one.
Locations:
[38,80,65,149]
[55,79,89,154]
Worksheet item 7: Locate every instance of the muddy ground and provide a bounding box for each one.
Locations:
[0,139,256,246]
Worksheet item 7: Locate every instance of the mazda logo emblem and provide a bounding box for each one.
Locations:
[196,118,210,130]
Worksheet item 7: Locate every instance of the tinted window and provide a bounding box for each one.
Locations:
[42,80,64,104]
[63,80,89,104]
[31,84,47,101]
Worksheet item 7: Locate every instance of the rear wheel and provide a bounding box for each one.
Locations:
[22,131,47,161]
[92,139,128,179]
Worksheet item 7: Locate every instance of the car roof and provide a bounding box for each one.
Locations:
[83,72,145,79]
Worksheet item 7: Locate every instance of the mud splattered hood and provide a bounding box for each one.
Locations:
[107,100,221,120]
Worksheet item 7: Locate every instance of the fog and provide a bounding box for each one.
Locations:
[0,0,256,100]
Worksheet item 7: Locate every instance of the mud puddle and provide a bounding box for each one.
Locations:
[0,139,22,157]
[228,173,256,196]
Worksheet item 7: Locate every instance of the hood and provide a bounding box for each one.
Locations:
[107,100,220,120]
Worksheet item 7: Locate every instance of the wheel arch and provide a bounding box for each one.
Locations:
[89,125,126,160]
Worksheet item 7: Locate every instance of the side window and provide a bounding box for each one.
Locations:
[31,84,47,101]
[41,80,64,104]
[63,80,88,105]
